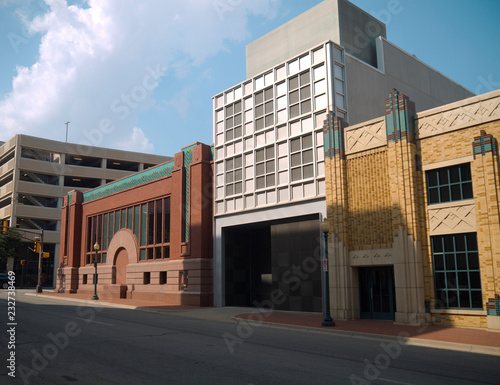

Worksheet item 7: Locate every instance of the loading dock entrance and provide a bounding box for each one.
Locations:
[224,215,322,312]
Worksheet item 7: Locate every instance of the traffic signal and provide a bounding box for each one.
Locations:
[20,260,26,265]
[34,241,40,253]
[1,220,7,234]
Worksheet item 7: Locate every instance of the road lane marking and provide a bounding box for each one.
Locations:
[378,378,415,385]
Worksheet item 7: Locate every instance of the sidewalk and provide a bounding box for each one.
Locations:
[25,291,500,356]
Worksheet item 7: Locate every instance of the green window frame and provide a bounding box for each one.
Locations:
[432,233,482,309]
[426,163,473,205]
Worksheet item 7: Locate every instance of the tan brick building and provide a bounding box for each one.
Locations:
[323,89,500,329]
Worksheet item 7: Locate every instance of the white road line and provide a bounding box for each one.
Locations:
[378,377,415,385]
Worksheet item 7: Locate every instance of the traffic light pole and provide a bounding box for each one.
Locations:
[35,230,44,293]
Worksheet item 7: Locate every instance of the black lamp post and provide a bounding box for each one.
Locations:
[92,242,100,300]
[320,219,335,327]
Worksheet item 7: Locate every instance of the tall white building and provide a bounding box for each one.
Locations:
[212,0,473,311]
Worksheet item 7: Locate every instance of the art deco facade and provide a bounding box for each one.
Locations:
[323,88,500,329]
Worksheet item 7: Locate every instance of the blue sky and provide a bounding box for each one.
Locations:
[0,0,499,157]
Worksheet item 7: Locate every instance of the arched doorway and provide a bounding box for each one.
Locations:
[114,248,129,285]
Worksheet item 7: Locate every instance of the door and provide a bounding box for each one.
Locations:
[359,266,395,320]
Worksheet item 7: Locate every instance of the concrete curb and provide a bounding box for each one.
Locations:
[233,317,500,357]
[24,292,140,310]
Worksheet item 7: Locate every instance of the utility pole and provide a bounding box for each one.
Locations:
[65,121,70,143]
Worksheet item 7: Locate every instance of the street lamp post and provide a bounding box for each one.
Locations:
[92,242,100,300]
[320,219,335,327]
[35,233,43,293]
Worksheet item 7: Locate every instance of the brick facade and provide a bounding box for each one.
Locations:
[57,142,214,306]
[324,89,500,328]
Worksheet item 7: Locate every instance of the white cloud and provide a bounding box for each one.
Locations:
[0,0,280,152]
[117,127,154,153]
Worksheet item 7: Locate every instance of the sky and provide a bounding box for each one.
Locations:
[0,0,499,157]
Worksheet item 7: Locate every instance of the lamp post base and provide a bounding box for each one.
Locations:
[322,316,335,327]
[91,294,99,300]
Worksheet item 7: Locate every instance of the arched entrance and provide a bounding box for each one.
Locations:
[114,248,129,285]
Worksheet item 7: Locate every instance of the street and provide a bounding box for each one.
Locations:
[1,291,499,385]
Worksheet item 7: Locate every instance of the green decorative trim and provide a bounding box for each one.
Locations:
[323,111,347,160]
[81,160,175,203]
[385,89,416,144]
[473,130,498,159]
[182,144,196,242]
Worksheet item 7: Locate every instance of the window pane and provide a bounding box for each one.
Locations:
[451,184,461,200]
[456,253,467,270]
[459,291,470,308]
[462,182,473,199]
[471,291,482,308]
[439,169,449,184]
[449,167,460,183]
[429,188,439,204]
[455,235,465,251]
[121,209,126,228]
[156,199,162,244]
[266,174,275,187]
[427,171,438,187]
[103,213,108,250]
[289,76,298,90]
[127,207,133,230]
[445,254,455,270]
[134,205,140,241]
[291,167,301,181]
[466,233,478,250]
[469,272,481,289]
[141,204,147,246]
[164,198,171,243]
[303,164,314,179]
[432,236,443,253]
[468,252,479,269]
[303,149,313,164]
[446,272,456,289]
[460,164,471,181]
[109,212,114,239]
[148,202,154,245]
[434,254,444,270]
[440,186,450,202]
[447,291,458,307]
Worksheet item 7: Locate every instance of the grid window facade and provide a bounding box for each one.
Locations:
[86,197,171,264]
[289,70,311,119]
[432,233,482,309]
[225,101,243,141]
[225,156,242,196]
[290,134,314,182]
[213,42,345,214]
[255,146,275,189]
[255,87,274,131]
[426,163,473,204]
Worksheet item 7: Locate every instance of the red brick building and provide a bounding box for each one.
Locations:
[56,142,214,306]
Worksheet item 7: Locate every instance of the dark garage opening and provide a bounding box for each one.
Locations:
[224,214,322,312]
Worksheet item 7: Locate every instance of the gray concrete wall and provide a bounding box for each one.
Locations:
[345,38,474,125]
[246,0,340,78]
[246,0,386,78]
[338,0,386,67]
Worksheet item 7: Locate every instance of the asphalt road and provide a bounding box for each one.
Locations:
[1,291,499,385]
